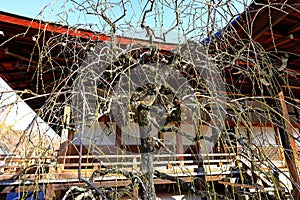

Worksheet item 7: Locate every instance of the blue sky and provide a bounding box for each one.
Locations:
[1,0,251,43]
[1,0,181,41]
[1,1,53,18]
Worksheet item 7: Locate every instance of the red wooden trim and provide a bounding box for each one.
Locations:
[0,12,108,41]
[0,12,177,50]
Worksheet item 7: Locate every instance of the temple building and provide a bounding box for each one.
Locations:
[1,0,300,199]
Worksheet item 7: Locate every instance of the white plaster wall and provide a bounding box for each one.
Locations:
[237,126,277,146]
[73,122,116,146]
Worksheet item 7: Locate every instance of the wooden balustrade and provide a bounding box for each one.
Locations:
[0,150,290,196]
[0,152,236,176]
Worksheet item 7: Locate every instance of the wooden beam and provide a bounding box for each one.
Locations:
[281,16,299,24]
[289,57,300,66]
[264,34,295,51]
[282,41,300,54]
[287,23,300,35]
[264,31,283,38]
[281,85,300,90]
[4,50,39,65]
[278,91,300,197]
[218,181,264,189]
[252,9,289,41]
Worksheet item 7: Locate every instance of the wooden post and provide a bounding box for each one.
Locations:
[45,184,54,200]
[58,106,73,166]
[58,129,74,168]
[274,126,285,161]
[116,124,122,148]
[278,91,300,197]
[61,106,71,143]
[132,156,139,199]
[133,185,139,200]
[196,125,202,154]
[175,123,184,164]
[158,131,163,142]
[196,124,204,191]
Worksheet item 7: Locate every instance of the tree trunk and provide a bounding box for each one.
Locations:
[138,106,156,200]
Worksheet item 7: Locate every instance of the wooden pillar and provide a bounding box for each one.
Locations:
[173,98,184,162]
[116,125,122,147]
[158,131,163,141]
[54,190,62,200]
[196,124,202,155]
[58,129,74,167]
[274,126,285,161]
[133,185,139,200]
[132,156,139,199]
[60,106,71,143]
[58,106,73,166]
[176,124,184,163]
[278,91,300,196]
[196,124,204,191]
[45,184,54,200]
